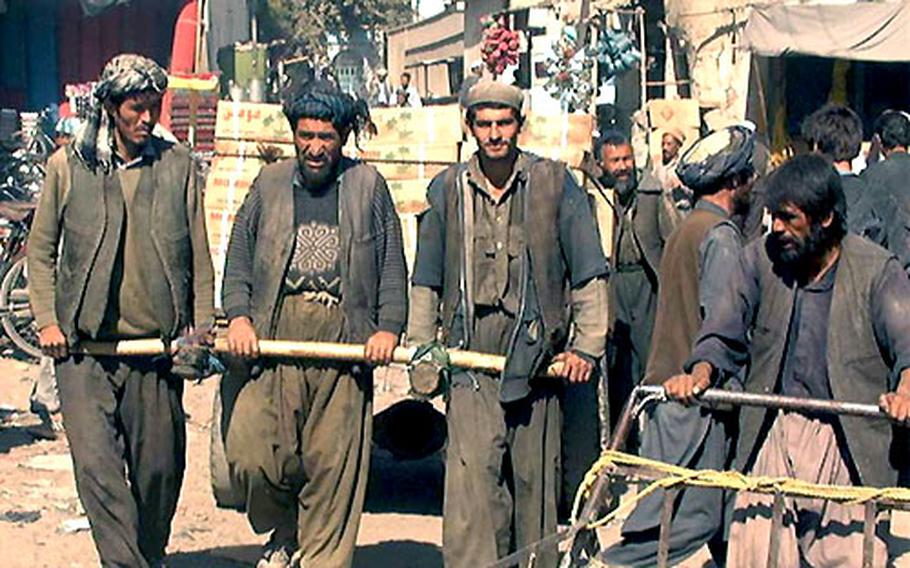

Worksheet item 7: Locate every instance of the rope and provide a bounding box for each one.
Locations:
[571,450,910,530]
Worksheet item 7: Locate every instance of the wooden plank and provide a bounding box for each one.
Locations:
[862,500,877,568]
[214,138,296,160]
[768,492,785,568]
[656,488,679,568]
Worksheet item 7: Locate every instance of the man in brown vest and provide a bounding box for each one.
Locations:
[27,54,215,567]
[221,80,408,568]
[603,125,756,567]
[667,154,910,565]
[408,81,609,567]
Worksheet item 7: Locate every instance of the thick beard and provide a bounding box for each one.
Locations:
[603,170,638,201]
[732,184,752,217]
[766,221,836,269]
[297,153,339,190]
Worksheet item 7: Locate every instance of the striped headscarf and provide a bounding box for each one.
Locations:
[73,53,168,172]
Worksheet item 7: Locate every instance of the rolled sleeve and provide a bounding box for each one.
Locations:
[569,275,609,358]
[685,239,760,379]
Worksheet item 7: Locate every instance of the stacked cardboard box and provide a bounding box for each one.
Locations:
[205,100,596,303]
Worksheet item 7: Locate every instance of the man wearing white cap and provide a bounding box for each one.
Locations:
[409,81,609,567]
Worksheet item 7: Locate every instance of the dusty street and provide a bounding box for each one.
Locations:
[0,357,443,567]
[2,352,910,568]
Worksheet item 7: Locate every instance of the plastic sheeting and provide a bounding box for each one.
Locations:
[743,2,910,63]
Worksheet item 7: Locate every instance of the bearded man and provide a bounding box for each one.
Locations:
[598,130,677,427]
[408,81,609,567]
[221,79,408,568]
[27,54,215,567]
[667,154,910,565]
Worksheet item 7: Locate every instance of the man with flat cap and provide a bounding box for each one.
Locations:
[603,125,756,567]
[28,54,215,567]
[222,79,407,568]
[408,80,609,567]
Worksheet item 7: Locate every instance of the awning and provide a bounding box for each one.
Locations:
[743,2,910,62]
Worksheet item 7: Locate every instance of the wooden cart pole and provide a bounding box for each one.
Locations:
[78,339,566,377]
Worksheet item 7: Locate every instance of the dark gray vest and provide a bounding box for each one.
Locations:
[743,234,903,487]
[438,156,570,401]
[247,157,380,343]
[57,141,194,342]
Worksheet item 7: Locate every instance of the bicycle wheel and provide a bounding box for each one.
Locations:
[0,257,41,359]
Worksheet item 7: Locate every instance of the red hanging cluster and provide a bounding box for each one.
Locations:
[481,15,520,76]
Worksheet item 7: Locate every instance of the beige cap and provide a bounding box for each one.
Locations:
[465,81,523,112]
[663,126,686,145]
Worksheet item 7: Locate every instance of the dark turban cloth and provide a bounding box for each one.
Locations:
[73,54,168,172]
[676,124,756,192]
[282,79,374,142]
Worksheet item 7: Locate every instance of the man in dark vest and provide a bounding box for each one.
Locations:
[408,81,609,567]
[27,54,215,567]
[220,80,408,568]
[599,130,678,427]
[603,125,756,567]
[862,110,910,272]
[667,154,910,565]
[802,103,883,244]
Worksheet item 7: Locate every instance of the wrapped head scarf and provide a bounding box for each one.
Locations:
[73,53,168,172]
[676,125,756,193]
[282,79,375,144]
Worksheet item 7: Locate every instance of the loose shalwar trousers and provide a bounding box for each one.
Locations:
[56,354,186,568]
[443,372,561,568]
[727,412,889,567]
[225,295,372,568]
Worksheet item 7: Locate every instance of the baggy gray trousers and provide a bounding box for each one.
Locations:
[56,354,186,568]
[443,372,561,568]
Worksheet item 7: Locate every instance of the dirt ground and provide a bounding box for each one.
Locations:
[0,358,444,567]
[1,353,909,568]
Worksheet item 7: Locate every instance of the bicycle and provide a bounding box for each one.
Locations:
[0,201,40,358]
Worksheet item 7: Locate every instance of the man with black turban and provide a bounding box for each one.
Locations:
[220,79,408,568]
[602,125,756,567]
[27,53,215,567]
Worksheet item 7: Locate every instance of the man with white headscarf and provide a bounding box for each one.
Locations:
[27,53,215,567]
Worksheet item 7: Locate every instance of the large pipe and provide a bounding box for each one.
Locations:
[78,338,567,377]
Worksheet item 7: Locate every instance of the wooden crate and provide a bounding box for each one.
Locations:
[214,101,292,143]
